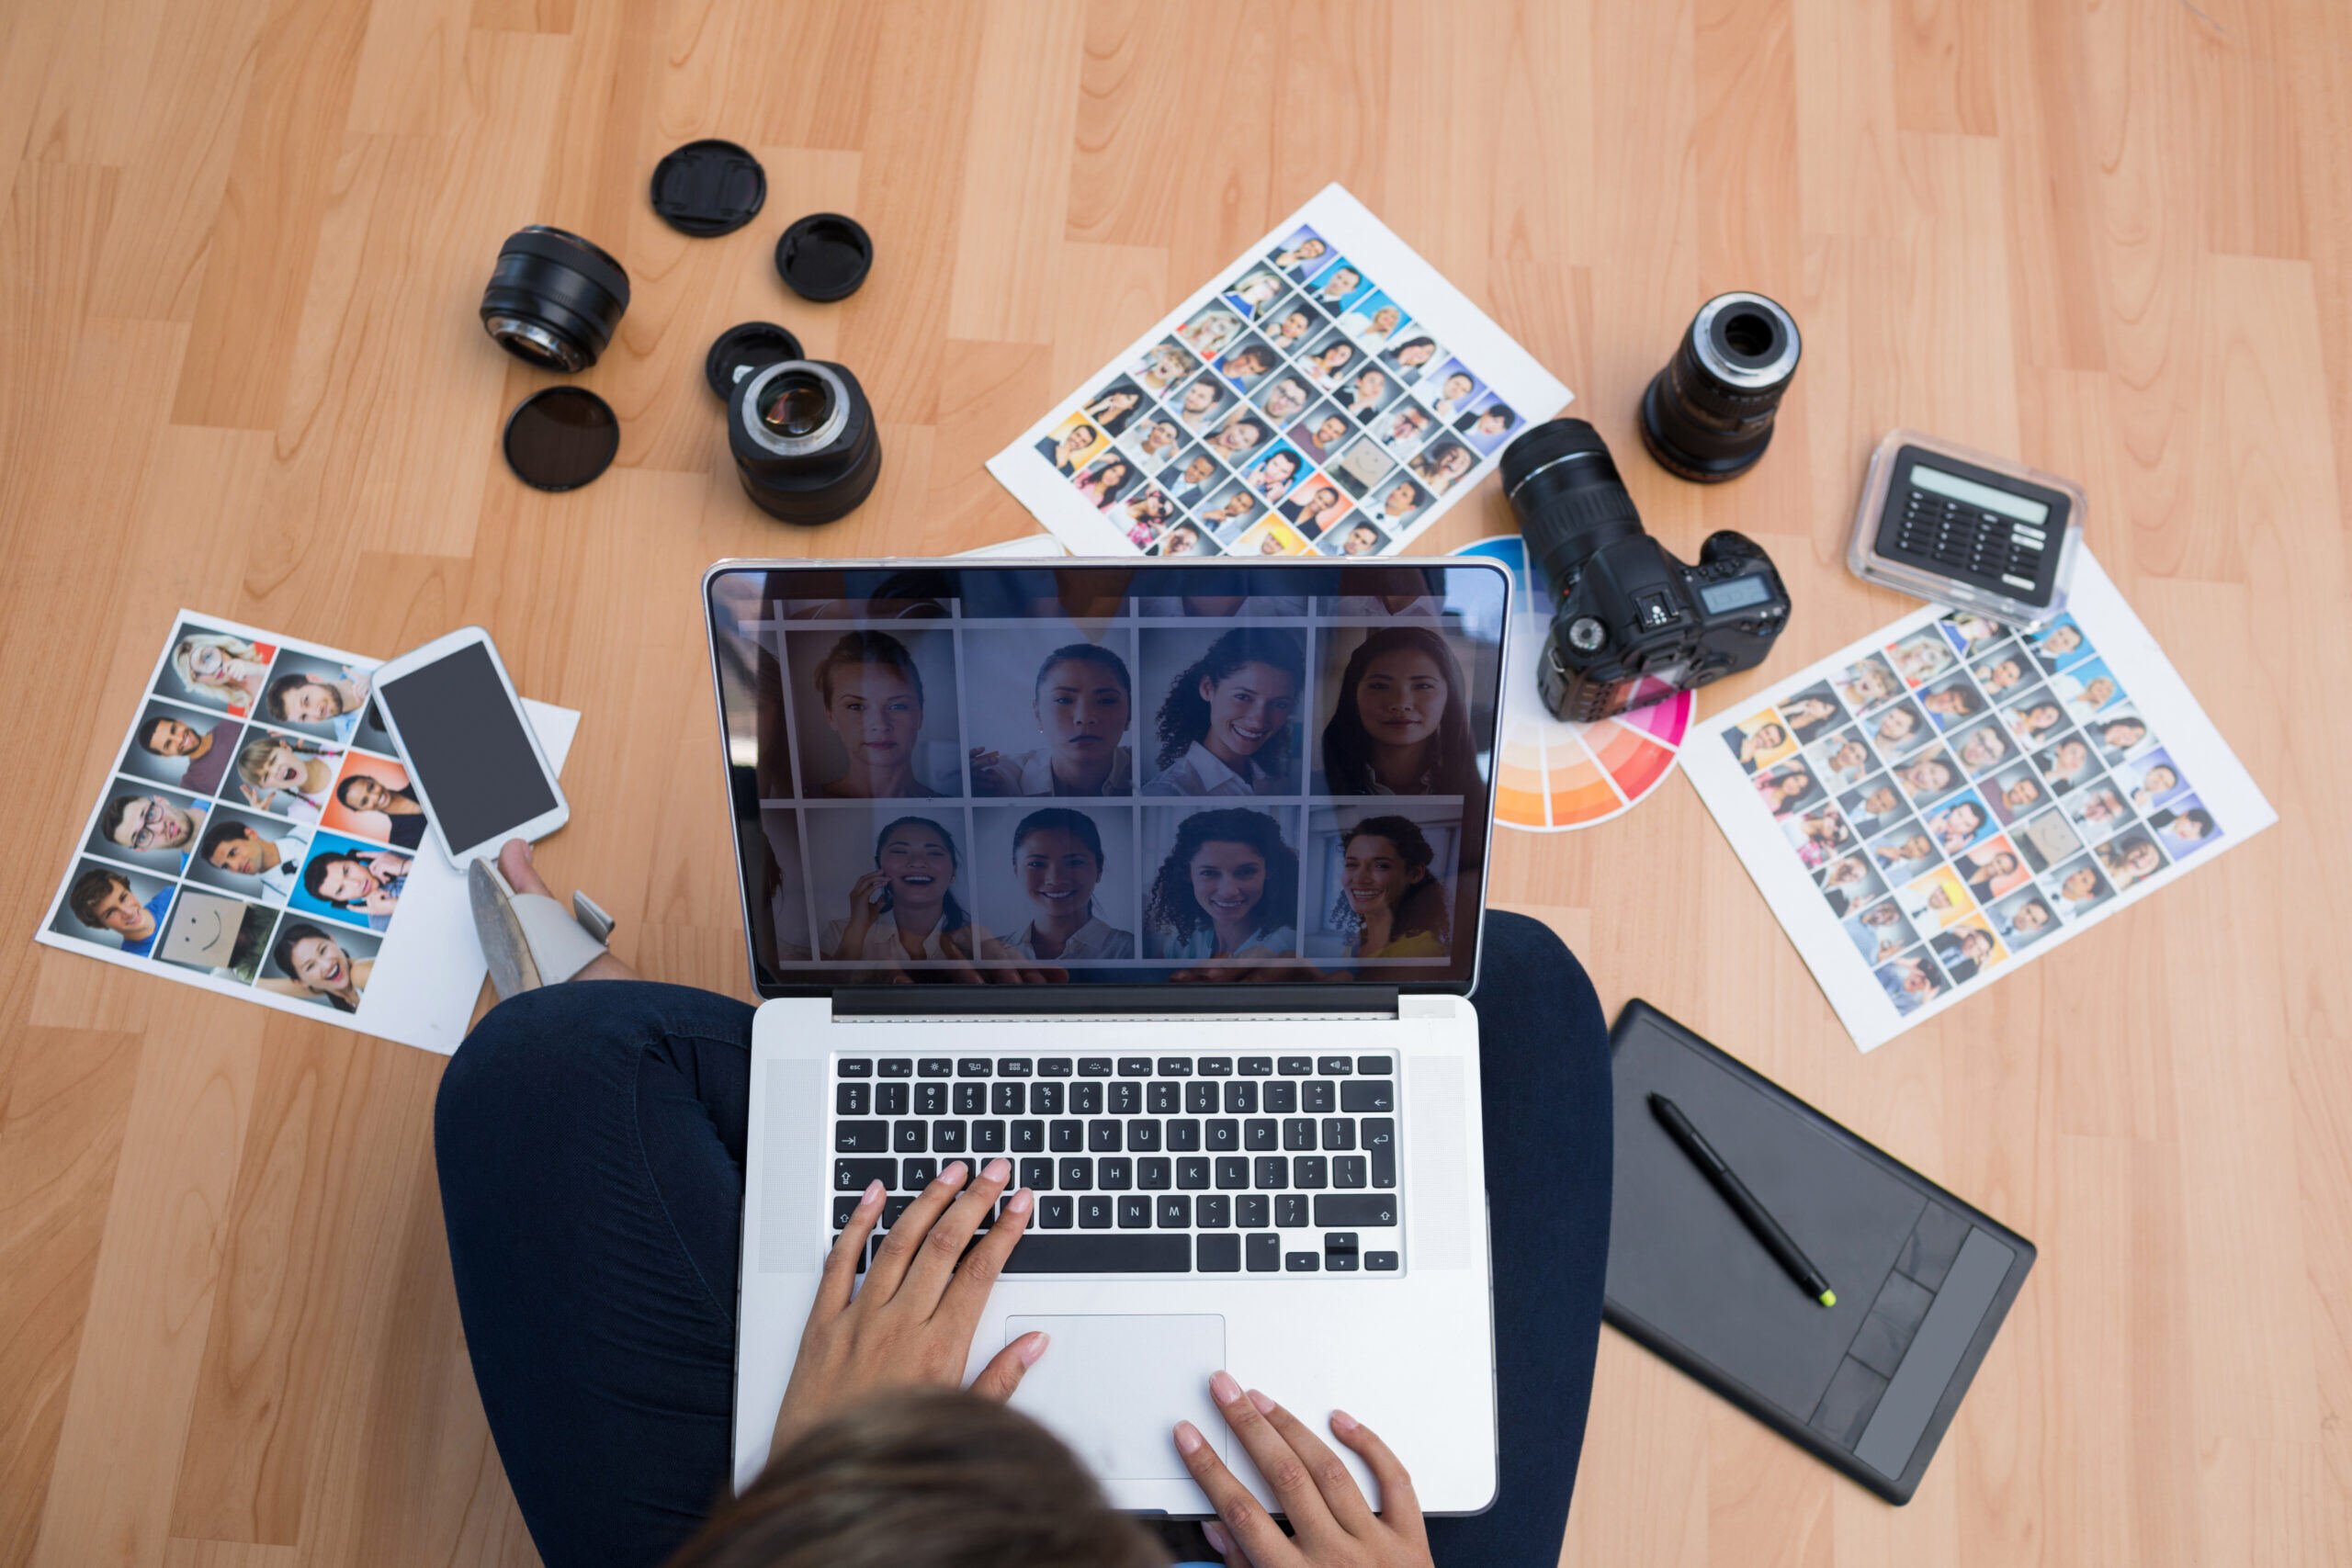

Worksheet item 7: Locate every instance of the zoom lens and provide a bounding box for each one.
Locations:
[1500,418,1645,591]
[729,360,883,525]
[480,226,631,373]
[1638,291,1801,483]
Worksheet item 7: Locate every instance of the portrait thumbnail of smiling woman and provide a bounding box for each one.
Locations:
[960,626,1138,798]
[784,627,964,799]
[1312,624,1493,796]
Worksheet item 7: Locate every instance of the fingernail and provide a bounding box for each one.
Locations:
[1019,1330,1050,1366]
[941,1161,967,1185]
[1174,1420,1204,1455]
[859,1179,883,1206]
[1247,1387,1275,1416]
[1330,1407,1358,1434]
[1209,1370,1242,1406]
[1204,1520,1232,1553]
[1006,1186,1034,1213]
[985,1156,1012,1183]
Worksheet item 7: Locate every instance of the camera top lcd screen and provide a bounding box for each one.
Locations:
[378,641,559,853]
[1697,575,1775,614]
[706,562,1509,995]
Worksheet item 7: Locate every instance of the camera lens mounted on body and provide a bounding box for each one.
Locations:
[729,360,885,525]
[1638,291,1802,483]
[480,225,631,373]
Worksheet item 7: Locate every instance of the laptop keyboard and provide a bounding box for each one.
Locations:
[830,1054,1401,1275]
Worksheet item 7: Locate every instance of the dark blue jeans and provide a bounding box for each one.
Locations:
[435,909,1611,1568]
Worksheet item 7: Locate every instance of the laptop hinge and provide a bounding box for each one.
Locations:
[830,984,1402,1020]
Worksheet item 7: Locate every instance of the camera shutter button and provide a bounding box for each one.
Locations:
[1567,615,1609,652]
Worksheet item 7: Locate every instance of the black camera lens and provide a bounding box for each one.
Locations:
[1501,418,1646,591]
[729,360,883,525]
[1638,291,1801,483]
[480,225,631,373]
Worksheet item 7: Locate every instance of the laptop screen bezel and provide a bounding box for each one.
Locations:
[702,556,1510,1002]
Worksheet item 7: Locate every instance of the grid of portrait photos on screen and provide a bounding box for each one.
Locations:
[1724,608,2222,1018]
[43,618,435,1018]
[707,573,1504,985]
[1031,224,1523,558]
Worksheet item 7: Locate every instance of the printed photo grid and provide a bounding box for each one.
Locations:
[41,618,422,1018]
[1689,550,2273,1050]
[708,582,1502,979]
[993,185,1571,561]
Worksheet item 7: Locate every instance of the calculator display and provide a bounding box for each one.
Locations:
[1909,463,2051,527]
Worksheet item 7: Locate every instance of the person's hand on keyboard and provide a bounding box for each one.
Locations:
[774,1157,1042,1450]
[1173,1372,1433,1567]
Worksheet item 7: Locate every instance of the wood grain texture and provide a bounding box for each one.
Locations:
[1,2,2346,1563]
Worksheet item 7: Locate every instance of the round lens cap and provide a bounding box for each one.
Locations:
[705,321,807,401]
[649,140,767,238]
[775,212,872,301]
[503,387,620,491]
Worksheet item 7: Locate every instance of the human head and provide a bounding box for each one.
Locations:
[1351,369,1388,403]
[1181,455,1216,486]
[869,816,967,931]
[1875,706,1919,744]
[1226,346,1272,378]
[139,714,205,757]
[1941,801,1984,840]
[1440,372,1472,402]
[2018,702,2062,734]
[2141,762,2178,797]
[1322,626,1478,795]
[2111,833,2164,876]
[303,852,382,908]
[236,735,318,795]
[1473,403,1517,437]
[1905,758,1955,796]
[1334,814,1448,946]
[1749,722,1788,752]
[2099,717,2147,750]
[172,633,254,694]
[1342,524,1379,555]
[1275,310,1310,341]
[1216,417,1267,455]
[1784,695,1836,728]
[1256,451,1299,489]
[1390,336,1436,367]
[1057,424,1096,462]
[1979,657,2023,689]
[1381,481,1421,520]
[267,673,354,726]
[1322,266,1360,297]
[664,1389,1161,1568]
[1313,414,1350,448]
[1160,524,1203,557]
[1145,807,1298,946]
[69,869,151,936]
[200,818,268,875]
[1144,419,1178,449]
[1288,238,1327,265]
[1031,643,1132,770]
[817,631,925,776]
[1261,379,1307,420]
[2061,865,2100,901]
[1181,379,1221,416]
[1156,627,1304,773]
[2160,807,2214,843]
[2042,624,2083,655]
[102,793,198,853]
[1924,684,1981,716]
[1012,808,1106,924]
[337,773,401,814]
[270,921,358,1009]
[1316,342,1355,376]
[2009,898,2052,934]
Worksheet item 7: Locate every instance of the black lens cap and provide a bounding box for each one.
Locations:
[775,212,872,301]
[650,140,767,238]
[503,387,620,491]
[705,321,807,401]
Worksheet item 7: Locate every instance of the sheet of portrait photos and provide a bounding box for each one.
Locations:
[34,610,580,1053]
[1682,552,2274,1052]
[989,183,1572,560]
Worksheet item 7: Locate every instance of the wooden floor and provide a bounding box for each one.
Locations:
[3,1,2347,1563]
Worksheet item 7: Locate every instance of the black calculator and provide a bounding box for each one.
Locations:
[1848,431,2086,626]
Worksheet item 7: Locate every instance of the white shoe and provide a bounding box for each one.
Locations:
[469,860,615,1000]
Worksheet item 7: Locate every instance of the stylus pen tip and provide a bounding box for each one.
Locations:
[1818,1290,1837,1308]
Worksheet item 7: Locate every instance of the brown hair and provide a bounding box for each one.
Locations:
[664,1389,1166,1568]
[70,868,130,926]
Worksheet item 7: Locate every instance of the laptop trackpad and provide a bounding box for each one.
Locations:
[1005,1314,1227,1481]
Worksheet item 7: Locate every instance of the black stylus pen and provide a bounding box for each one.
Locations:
[1648,1093,1836,1308]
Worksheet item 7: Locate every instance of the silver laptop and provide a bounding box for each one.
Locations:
[707,558,1510,1517]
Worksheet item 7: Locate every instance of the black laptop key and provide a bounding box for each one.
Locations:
[1058,1157,1092,1190]
[1117,1196,1151,1229]
[1197,1194,1230,1228]
[1001,1235,1189,1273]
[918,1058,953,1078]
[832,1195,860,1227]
[953,1084,986,1115]
[973,1121,1006,1153]
[1206,1119,1238,1150]
[1216,1156,1250,1190]
[876,1083,910,1116]
[1254,1156,1288,1190]
[990,1084,1024,1115]
[1283,1119,1317,1151]
[1356,1055,1393,1074]
[838,1058,874,1078]
[1224,1081,1258,1114]
[1239,1056,1273,1077]
[1038,1058,1073,1077]
[1277,1194,1308,1227]
[1366,1250,1399,1271]
[1200,1056,1232,1077]
[1293,1156,1329,1190]
[836,1084,870,1115]
[1335,1156,1367,1188]
[957,1057,992,1077]
[1198,1235,1241,1272]
[933,1121,967,1154]
[1285,1252,1319,1272]
[1315,1195,1397,1227]
[1050,1121,1083,1152]
[1139,1157,1172,1190]
[1365,1119,1396,1187]
[997,1058,1032,1077]
[1012,1120,1045,1153]
[1078,1057,1114,1077]
[1088,1120,1123,1153]
[1021,1157,1055,1190]
[893,1122,928,1153]
[1178,1156,1211,1190]
[1302,1081,1336,1113]
[1321,1119,1355,1151]
[1128,1120,1162,1152]
[878,1058,913,1078]
[1279,1055,1313,1075]
[1317,1055,1353,1076]
[1099,1157,1132,1190]
[1030,1083,1064,1115]
[1168,1119,1202,1151]
[1070,1083,1103,1115]
[1341,1081,1394,1113]
[1247,1234,1281,1271]
[1185,1083,1219,1115]
[902,1158,938,1189]
[916,1083,948,1116]
[1078,1196,1114,1229]
[1238,1195,1270,1228]
[834,1121,888,1153]
[1327,1249,1360,1273]
[1158,1196,1191,1228]
[1244,1119,1277,1150]
[1264,1083,1298,1114]
[1110,1083,1142,1116]
[1119,1056,1154,1077]
[883,1195,914,1227]
[1040,1196,1073,1228]
[1158,1057,1192,1077]
[1148,1082,1180,1114]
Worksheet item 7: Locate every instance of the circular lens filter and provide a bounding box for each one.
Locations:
[649,140,767,238]
[503,387,620,491]
[705,321,806,401]
[775,212,873,301]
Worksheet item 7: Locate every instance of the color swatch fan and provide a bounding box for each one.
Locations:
[1458,536,1690,831]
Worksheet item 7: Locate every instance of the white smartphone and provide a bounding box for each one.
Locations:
[370,626,569,863]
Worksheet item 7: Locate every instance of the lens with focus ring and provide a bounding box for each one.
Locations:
[1637,291,1801,483]
[480,226,631,373]
[729,360,883,526]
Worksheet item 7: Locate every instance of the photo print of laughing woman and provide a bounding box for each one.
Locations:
[1306,806,1460,964]
[1142,805,1302,963]
[786,627,961,798]
[813,810,980,969]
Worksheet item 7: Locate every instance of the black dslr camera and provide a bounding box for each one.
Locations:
[1503,419,1789,721]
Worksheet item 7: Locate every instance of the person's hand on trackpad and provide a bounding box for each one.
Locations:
[1175,1374,1435,1568]
[773,1158,1045,1450]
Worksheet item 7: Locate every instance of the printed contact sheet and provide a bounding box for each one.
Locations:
[1684,552,2274,1051]
[35,611,579,1053]
[990,185,1572,559]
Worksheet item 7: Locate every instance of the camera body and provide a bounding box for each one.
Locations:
[1505,418,1790,722]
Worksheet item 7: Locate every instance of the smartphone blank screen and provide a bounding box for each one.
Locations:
[378,642,558,852]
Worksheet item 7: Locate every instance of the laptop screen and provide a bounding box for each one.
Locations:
[705,561,1510,996]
